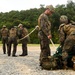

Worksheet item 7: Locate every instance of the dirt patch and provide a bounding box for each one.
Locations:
[0,45,75,75]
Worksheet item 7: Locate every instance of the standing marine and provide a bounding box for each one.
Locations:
[0,25,9,54]
[8,26,18,57]
[38,5,54,66]
[18,23,29,56]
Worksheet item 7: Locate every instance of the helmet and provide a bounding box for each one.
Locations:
[18,23,23,27]
[3,25,6,28]
[46,5,54,13]
[60,15,68,23]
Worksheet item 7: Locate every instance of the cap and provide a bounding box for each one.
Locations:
[3,25,6,28]
[18,23,23,27]
[46,5,54,13]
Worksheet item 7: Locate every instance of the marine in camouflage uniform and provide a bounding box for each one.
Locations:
[56,15,70,69]
[18,23,29,56]
[0,25,9,54]
[38,5,54,66]
[58,15,69,48]
[8,27,18,57]
[59,15,75,69]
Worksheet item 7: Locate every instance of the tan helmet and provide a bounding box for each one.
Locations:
[60,15,68,23]
[18,23,23,27]
[46,5,54,13]
[3,25,6,28]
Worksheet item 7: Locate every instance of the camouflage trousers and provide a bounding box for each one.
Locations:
[62,35,75,65]
[8,37,17,56]
[21,41,28,55]
[38,31,51,64]
[2,37,8,54]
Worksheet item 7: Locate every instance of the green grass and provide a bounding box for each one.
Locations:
[50,44,59,46]
[27,44,59,47]
[0,43,59,47]
[17,44,40,46]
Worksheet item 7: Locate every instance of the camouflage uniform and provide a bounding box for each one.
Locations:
[38,5,54,66]
[58,15,75,69]
[18,24,29,56]
[8,27,17,56]
[0,25,9,54]
[59,23,75,69]
[38,12,52,65]
[58,15,69,48]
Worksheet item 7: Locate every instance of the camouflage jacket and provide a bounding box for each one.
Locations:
[0,28,9,37]
[9,28,17,37]
[38,13,51,36]
[58,23,75,44]
[18,27,29,41]
[18,28,28,37]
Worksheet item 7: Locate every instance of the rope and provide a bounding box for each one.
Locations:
[50,39,56,50]
[18,26,39,42]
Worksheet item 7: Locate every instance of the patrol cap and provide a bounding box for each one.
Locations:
[46,5,54,13]
[60,15,68,23]
[3,25,6,28]
[18,23,23,27]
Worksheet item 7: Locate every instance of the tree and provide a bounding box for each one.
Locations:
[0,1,75,43]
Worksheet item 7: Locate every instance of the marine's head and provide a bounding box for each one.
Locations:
[46,5,54,15]
[60,15,68,24]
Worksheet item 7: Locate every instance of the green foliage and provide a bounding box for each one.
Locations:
[0,1,75,43]
[28,28,39,44]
